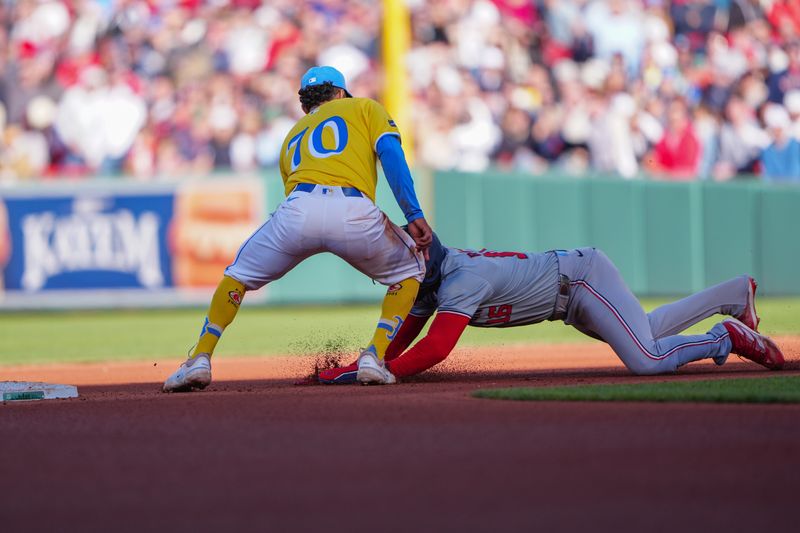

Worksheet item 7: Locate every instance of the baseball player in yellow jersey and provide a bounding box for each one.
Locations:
[163,66,432,391]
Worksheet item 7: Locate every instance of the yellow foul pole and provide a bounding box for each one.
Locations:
[382,0,414,163]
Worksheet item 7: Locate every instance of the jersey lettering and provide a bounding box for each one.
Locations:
[286,128,309,172]
[287,116,350,170]
[459,248,528,259]
[486,304,513,325]
[308,116,348,158]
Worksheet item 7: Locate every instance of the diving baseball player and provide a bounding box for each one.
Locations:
[320,232,784,383]
[164,66,432,392]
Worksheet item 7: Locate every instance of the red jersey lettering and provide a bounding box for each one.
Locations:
[459,248,528,259]
[486,304,513,325]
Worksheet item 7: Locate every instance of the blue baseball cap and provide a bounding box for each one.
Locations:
[300,66,352,97]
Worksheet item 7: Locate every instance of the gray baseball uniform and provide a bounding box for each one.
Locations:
[411,248,559,326]
[412,247,746,375]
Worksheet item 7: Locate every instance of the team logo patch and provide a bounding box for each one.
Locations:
[387,283,403,293]
[228,290,242,306]
[388,119,396,127]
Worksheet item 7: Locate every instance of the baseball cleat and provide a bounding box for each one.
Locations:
[714,277,760,366]
[722,318,784,370]
[356,348,396,385]
[319,362,359,384]
[162,354,212,392]
[319,368,359,384]
[735,276,760,332]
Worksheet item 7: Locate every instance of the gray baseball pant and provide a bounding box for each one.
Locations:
[556,248,743,375]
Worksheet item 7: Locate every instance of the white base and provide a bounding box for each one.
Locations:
[0,381,79,402]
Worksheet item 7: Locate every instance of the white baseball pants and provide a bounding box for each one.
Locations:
[225,185,425,290]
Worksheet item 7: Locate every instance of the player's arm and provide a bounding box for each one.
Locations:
[385,289,439,360]
[386,312,470,378]
[385,313,430,361]
[376,135,433,253]
[366,99,432,253]
[318,302,433,384]
[386,274,489,378]
[376,135,423,223]
[321,311,461,383]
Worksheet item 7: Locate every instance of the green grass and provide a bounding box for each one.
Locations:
[0,297,798,366]
[473,375,800,404]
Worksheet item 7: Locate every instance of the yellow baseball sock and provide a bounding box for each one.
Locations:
[368,278,420,360]
[191,275,246,359]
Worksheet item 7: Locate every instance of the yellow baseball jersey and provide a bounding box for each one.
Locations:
[279,97,400,202]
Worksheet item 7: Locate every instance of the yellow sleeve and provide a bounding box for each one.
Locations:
[363,99,401,152]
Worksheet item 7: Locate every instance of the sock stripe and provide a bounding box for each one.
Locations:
[201,318,224,338]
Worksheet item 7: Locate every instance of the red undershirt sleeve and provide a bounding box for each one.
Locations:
[386,312,470,378]
[326,314,430,377]
[385,313,430,362]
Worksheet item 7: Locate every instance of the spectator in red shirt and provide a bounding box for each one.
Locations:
[647,97,701,180]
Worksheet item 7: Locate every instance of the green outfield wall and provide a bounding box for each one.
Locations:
[432,171,800,296]
[261,169,799,301]
[1,171,797,310]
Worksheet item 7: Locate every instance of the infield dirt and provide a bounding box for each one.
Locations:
[1,339,799,532]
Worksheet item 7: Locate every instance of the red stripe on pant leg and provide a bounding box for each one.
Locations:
[571,281,728,361]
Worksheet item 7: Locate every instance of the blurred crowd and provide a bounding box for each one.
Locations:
[2,0,800,183]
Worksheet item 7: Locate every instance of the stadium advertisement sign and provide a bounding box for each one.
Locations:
[4,193,173,292]
[0,179,263,309]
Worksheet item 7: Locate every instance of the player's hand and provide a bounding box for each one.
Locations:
[407,218,433,260]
